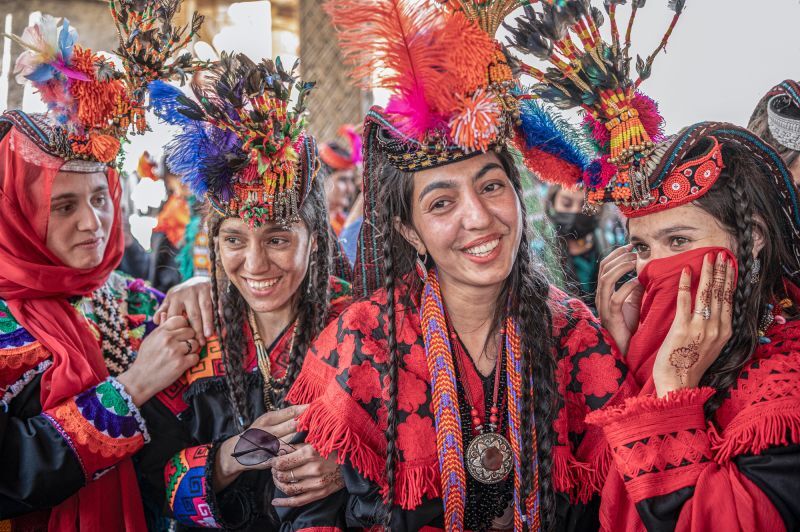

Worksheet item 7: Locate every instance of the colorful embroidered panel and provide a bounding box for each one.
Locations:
[42,378,149,481]
[164,444,219,528]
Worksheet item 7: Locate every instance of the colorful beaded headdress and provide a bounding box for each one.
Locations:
[505,0,687,211]
[151,53,318,228]
[5,2,204,168]
[326,0,524,172]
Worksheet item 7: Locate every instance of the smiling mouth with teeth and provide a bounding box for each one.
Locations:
[463,239,500,257]
[245,278,280,290]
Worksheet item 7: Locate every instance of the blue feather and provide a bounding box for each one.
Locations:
[149,80,192,126]
[59,19,77,63]
[518,99,592,170]
[165,122,241,200]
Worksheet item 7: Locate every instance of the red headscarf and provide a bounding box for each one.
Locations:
[0,115,145,530]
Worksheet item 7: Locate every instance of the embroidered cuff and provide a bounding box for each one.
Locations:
[42,377,148,481]
[1,359,52,409]
[205,439,259,530]
[165,444,220,528]
[585,387,715,502]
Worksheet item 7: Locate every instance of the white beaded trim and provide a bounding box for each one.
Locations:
[768,95,800,152]
[1,359,53,410]
[107,377,151,444]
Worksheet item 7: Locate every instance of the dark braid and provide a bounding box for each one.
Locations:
[377,149,559,528]
[279,180,333,406]
[690,143,799,418]
[207,214,251,430]
[504,155,558,531]
[382,232,400,529]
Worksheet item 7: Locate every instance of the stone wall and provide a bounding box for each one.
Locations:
[298,0,368,144]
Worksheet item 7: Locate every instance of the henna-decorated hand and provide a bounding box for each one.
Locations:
[652,251,736,397]
[596,244,643,355]
[269,445,344,507]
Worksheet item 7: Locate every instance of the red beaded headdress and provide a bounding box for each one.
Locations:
[5,2,204,167]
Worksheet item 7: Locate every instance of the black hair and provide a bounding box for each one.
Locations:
[206,174,333,429]
[690,141,800,416]
[377,148,559,530]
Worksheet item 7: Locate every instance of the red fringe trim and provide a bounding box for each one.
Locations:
[711,397,800,464]
[585,387,715,427]
[392,460,441,510]
[285,354,337,405]
[552,442,612,504]
[298,386,441,510]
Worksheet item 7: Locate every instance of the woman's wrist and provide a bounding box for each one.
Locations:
[213,436,244,491]
[116,367,153,407]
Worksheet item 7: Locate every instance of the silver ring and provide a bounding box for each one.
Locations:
[184,340,193,354]
[694,306,711,320]
[290,470,297,483]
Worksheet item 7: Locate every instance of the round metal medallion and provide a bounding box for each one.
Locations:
[465,432,513,484]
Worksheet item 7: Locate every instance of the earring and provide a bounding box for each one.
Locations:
[415,252,428,282]
[751,257,761,285]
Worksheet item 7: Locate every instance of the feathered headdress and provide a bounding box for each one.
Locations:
[325,0,524,169]
[505,0,686,210]
[5,1,204,166]
[151,53,317,228]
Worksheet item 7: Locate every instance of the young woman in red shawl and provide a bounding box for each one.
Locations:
[273,1,643,530]
[505,2,800,530]
[134,53,354,530]
[0,6,206,530]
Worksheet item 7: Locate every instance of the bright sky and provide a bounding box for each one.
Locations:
[499,0,800,132]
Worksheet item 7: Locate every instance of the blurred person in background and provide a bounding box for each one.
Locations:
[545,184,626,308]
[149,165,190,293]
[319,125,361,236]
[748,80,800,185]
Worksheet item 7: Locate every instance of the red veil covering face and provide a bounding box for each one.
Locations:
[0,113,144,530]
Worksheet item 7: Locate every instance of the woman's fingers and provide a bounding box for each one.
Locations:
[711,252,728,318]
[596,254,637,316]
[675,267,693,321]
[691,253,715,322]
[272,482,343,508]
[722,258,736,319]
[599,244,634,276]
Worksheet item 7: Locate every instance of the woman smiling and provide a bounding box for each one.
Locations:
[275,1,635,530]
[136,53,353,530]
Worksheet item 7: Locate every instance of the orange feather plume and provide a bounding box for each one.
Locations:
[325,0,496,143]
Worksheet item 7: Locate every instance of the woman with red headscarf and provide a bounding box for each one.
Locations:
[0,8,206,531]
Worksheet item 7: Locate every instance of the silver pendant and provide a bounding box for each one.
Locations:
[465,432,513,484]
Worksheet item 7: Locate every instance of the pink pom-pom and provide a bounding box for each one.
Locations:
[583,155,618,189]
[632,92,665,143]
[583,114,610,147]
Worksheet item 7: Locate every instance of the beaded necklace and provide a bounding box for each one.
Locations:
[247,308,295,411]
[420,269,540,531]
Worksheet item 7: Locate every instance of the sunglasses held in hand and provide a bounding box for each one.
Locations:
[231,428,295,466]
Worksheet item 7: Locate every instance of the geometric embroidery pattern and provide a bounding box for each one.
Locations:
[613,429,712,481]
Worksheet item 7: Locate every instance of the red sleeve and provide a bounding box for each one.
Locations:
[587,387,787,532]
[548,287,639,503]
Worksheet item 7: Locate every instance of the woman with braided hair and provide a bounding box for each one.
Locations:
[0,7,208,530]
[501,1,800,529]
[135,52,353,530]
[591,125,800,531]
[274,1,635,530]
